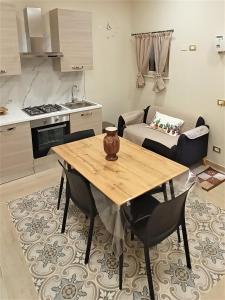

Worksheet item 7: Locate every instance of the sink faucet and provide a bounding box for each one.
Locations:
[71,84,78,103]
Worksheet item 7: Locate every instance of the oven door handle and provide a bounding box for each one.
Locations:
[37,123,67,133]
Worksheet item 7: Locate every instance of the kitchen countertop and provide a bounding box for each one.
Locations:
[0,101,102,127]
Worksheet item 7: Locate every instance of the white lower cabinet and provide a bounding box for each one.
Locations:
[70,108,102,135]
[0,108,102,184]
[0,122,34,184]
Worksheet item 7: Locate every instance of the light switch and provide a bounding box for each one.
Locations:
[217,99,225,106]
[189,45,197,51]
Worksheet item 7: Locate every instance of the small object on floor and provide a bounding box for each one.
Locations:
[197,167,225,191]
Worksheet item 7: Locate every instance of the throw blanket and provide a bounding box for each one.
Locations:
[121,110,144,126]
[123,126,146,146]
[183,125,209,139]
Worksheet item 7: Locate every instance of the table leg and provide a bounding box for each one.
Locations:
[162,183,168,202]
[169,179,181,243]
[57,170,65,210]
[57,165,65,210]
[169,179,175,199]
[119,239,123,290]
[61,181,70,233]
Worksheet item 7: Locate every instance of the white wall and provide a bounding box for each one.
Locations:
[0,0,132,124]
[130,0,225,167]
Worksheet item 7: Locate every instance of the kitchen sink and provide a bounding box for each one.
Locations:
[62,101,95,109]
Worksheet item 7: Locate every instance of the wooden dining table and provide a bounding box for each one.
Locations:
[52,134,189,206]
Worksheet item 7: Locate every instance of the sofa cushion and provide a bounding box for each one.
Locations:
[146,106,197,133]
[149,111,184,136]
[123,123,179,148]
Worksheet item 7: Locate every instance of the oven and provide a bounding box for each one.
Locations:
[31,115,70,158]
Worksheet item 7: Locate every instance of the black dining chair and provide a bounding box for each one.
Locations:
[57,129,95,210]
[128,183,172,241]
[149,181,182,243]
[120,189,192,300]
[58,160,98,264]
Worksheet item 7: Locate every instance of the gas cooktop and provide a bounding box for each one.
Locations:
[22,104,65,116]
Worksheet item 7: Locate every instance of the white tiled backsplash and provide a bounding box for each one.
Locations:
[0,58,84,108]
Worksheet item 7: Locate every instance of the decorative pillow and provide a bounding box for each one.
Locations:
[149,112,184,136]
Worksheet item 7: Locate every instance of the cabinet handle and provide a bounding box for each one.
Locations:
[0,127,16,133]
[81,112,92,117]
[72,66,84,70]
[0,69,7,74]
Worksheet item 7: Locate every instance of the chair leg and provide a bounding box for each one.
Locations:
[119,240,124,290]
[177,227,181,243]
[61,183,70,233]
[131,231,134,241]
[144,246,155,300]
[162,183,168,202]
[169,180,181,243]
[85,217,95,264]
[57,175,64,210]
[181,220,191,269]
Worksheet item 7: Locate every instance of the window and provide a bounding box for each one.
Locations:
[148,44,170,77]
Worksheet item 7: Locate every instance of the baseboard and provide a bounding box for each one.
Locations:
[203,158,225,173]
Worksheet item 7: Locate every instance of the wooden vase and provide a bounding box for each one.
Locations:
[103,127,120,161]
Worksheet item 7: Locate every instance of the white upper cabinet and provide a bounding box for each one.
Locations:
[0,3,21,76]
[49,8,93,72]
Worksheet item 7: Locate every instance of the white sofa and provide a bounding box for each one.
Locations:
[118,105,209,166]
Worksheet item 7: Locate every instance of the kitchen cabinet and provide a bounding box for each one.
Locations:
[0,122,34,184]
[70,108,102,135]
[0,3,21,76]
[49,8,93,72]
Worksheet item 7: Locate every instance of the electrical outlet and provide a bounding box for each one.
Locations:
[213,146,221,153]
[189,45,197,51]
[217,99,225,106]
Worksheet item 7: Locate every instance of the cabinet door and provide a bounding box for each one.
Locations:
[0,122,34,184]
[70,109,102,135]
[0,3,21,76]
[50,9,93,72]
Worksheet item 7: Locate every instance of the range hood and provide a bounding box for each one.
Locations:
[21,7,63,58]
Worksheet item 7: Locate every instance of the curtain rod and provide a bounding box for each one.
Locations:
[131,29,174,36]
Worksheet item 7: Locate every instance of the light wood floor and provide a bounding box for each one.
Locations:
[0,167,224,300]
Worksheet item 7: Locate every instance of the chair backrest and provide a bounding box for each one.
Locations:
[63,129,95,144]
[59,161,97,217]
[143,190,189,246]
[121,192,160,226]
